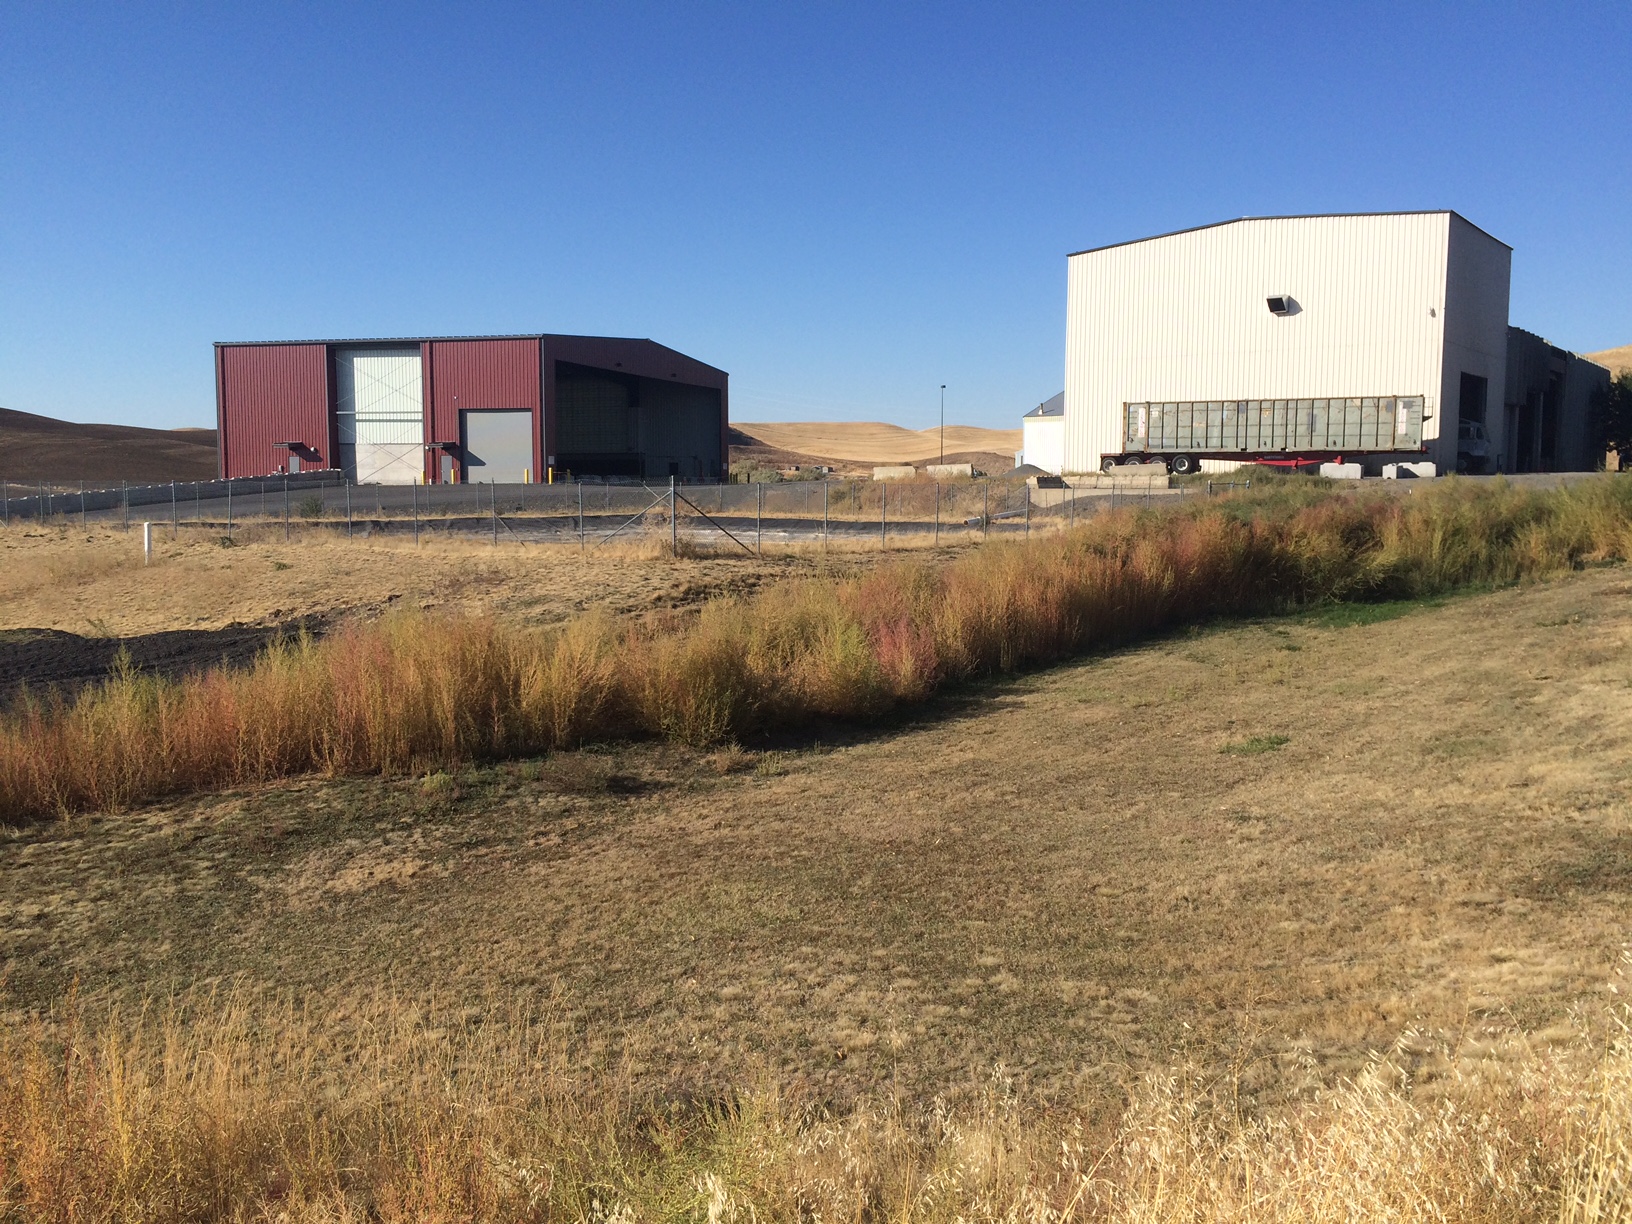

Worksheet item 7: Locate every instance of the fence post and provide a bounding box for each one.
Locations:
[934,481,940,544]
[226,480,233,536]
[412,482,420,546]
[194,480,200,523]
[756,482,763,555]
[1025,483,1030,539]
[578,481,585,553]
[881,481,887,550]
[122,481,128,531]
[669,477,677,554]
[1,479,6,527]
[983,481,989,539]
[143,521,151,565]
[345,480,353,537]
[171,480,178,539]
[822,479,829,549]
[81,481,87,530]
[492,481,499,547]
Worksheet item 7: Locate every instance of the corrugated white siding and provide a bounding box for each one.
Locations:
[1064,214,1462,473]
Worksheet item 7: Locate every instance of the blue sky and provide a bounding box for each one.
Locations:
[2,2,1627,432]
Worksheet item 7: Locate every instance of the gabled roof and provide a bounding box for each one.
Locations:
[1068,211,1509,258]
[1024,392,1065,419]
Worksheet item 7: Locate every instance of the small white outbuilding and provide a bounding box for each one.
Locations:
[1019,392,1065,474]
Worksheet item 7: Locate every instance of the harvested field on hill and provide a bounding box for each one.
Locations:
[0,406,217,484]
[1586,342,1631,375]
[735,420,1020,468]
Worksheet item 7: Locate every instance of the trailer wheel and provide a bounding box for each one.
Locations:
[1100,457,1119,473]
[1171,453,1198,475]
[1123,454,1148,467]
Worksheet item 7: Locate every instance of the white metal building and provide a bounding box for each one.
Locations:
[1063,212,1512,474]
[1020,392,1065,473]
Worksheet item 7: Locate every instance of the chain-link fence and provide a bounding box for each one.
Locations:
[0,474,1216,550]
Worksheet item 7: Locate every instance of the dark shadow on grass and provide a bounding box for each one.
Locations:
[732,586,1483,757]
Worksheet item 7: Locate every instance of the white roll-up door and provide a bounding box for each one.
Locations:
[461,410,534,483]
[335,348,424,484]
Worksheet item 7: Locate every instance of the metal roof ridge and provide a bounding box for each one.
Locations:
[1067,210,1509,258]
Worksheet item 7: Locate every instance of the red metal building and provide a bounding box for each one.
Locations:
[214,335,729,483]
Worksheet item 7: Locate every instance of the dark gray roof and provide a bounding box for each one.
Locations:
[1068,211,1509,259]
[1024,392,1065,419]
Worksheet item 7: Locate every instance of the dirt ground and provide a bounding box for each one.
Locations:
[0,522,911,641]
[2,564,1628,1113]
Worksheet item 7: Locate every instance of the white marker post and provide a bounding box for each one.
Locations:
[142,521,152,565]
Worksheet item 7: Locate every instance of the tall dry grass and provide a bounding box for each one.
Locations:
[1,987,1628,1222]
[4,478,1632,823]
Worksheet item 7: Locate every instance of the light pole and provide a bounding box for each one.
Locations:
[939,385,947,464]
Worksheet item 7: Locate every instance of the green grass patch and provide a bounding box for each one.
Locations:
[1221,734,1290,756]
[1298,596,1448,629]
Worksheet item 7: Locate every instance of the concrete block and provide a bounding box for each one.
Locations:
[1382,461,1436,479]
[1319,462,1363,480]
[872,465,916,481]
[926,463,974,479]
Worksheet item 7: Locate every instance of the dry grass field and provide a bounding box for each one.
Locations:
[735,420,1021,467]
[1587,343,1631,376]
[0,523,901,640]
[3,561,1628,1111]
[5,484,1632,1219]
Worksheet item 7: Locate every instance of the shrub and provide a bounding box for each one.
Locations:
[0,988,1626,1222]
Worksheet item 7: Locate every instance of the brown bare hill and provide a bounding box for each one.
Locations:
[732,420,1020,474]
[1586,345,1632,377]
[0,407,218,486]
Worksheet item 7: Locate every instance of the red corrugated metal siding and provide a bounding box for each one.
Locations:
[217,344,330,479]
[427,338,542,481]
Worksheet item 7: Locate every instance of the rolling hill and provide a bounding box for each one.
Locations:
[1586,345,1631,377]
[731,421,1021,473]
[0,407,218,485]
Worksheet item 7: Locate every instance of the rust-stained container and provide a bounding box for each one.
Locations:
[215,343,331,479]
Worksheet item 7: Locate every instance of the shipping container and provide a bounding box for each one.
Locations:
[1112,395,1425,471]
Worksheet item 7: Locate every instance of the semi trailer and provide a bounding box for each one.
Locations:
[1097,395,1427,474]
